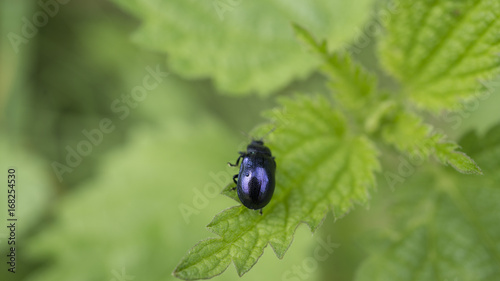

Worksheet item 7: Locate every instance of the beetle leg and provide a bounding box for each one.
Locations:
[232,174,238,184]
[228,152,245,167]
[259,209,263,215]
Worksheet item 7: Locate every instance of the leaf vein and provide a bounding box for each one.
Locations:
[413,0,483,80]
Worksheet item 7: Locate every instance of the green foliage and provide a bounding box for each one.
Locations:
[293,24,377,113]
[21,72,323,281]
[174,95,381,279]
[379,0,500,111]
[356,124,500,281]
[3,1,500,281]
[382,110,482,174]
[173,0,500,279]
[111,0,374,95]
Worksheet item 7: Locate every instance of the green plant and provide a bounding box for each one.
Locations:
[109,0,500,280]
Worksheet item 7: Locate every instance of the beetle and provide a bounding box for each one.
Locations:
[228,140,276,214]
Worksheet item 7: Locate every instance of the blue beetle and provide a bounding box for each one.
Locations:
[228,140,276,214]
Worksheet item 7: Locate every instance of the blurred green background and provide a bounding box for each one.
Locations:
[1,1,500,281]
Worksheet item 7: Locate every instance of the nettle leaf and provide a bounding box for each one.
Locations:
[434,142,482,175]
[380,0,500,111]
[356,124,500,281]
[382,110,482,174]
[294,24,403,137]
[111,0,374,95]
[294,24,378,114]
[173,95,380,279]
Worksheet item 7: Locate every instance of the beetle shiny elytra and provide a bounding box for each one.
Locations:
[228,140,276,214]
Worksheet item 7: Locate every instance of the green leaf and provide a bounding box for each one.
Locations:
[381,110,482,174]
[434,142,482,175]
[356,124,500,281]
[111,0,374,95]
[380,0,500,111]
[293,24,378,114]
[173,95,380,279]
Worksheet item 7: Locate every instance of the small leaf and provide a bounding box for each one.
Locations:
[434,143,482,175]
[380,0,500,111]
[173,95,380,279]
[293,24,327,54]
[294,24,378,113]
[381,110,481,174]
[220,184,239,202]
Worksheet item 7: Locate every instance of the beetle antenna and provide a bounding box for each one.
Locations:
[239,130,252,140]
[259,127,276,141]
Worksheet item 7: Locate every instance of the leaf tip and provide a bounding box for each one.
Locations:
[291,23,325,55]
[447,151,483,175]
[220,183,239,202]
[171,262,191,281]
